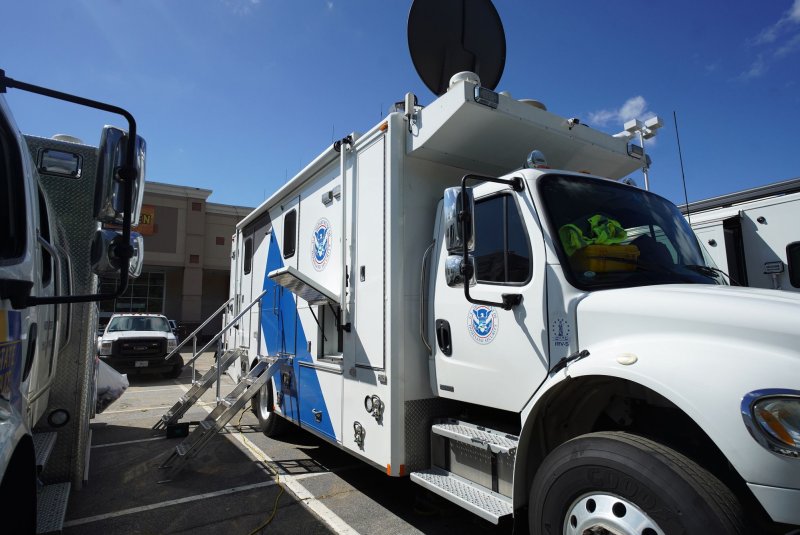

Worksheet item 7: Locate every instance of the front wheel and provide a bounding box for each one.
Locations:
[529,431,745,535]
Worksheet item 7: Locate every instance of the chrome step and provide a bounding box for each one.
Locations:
[33,432,58,473]
[431,419,518,455]
[410,467,512,524]
[37,482,71,534]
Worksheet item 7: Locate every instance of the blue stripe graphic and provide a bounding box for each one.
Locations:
[260,233,336,440]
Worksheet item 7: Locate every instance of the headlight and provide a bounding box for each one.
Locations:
[742,389,800,457]
[99,340,113,356]
[167,339,177,353]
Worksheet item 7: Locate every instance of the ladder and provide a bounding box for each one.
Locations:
[153,348,244,431]
[158,354,288,481]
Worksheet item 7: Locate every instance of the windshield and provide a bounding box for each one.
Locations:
[107,316,171,333]
[538,174,724,290]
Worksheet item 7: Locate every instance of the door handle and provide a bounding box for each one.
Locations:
[435,319,452,356]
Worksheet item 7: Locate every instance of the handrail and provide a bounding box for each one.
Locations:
[164,296,234,361]
[420,240,435,355]
[178,289,268,370]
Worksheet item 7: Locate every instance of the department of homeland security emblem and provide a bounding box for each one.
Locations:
[468,305,498,344]
[311,218,333,271]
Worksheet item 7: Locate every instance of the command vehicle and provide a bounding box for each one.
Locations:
[0,69,145,533]
[156,2,800,533]
[681,177,800,292]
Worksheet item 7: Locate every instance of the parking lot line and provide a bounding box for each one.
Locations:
[92,437,164,448]
[62,480,278,528]
[179,381,362,534]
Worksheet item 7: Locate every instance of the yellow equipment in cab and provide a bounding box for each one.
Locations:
[559,214,640,272]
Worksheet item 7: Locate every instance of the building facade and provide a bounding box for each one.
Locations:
[99,181,252,340]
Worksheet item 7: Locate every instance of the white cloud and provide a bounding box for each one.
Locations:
[326,1,334,9]
[222,0,261,16]
[588,96,654,128]
[753,0,800,43]
[741,55,767,79]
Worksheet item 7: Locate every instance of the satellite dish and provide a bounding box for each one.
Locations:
[408,0,506,96]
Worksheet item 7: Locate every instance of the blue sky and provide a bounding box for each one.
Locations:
[2,0,799,209]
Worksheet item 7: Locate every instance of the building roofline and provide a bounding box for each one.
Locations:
[206,202,254,217]
[145,180,213,199]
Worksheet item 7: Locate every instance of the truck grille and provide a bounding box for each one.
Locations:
[115,338,166,357]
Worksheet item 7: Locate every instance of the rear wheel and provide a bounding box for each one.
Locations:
[252,377,289,437]
[529,431,745,535]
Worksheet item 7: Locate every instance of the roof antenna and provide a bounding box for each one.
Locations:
[674,110,691,225]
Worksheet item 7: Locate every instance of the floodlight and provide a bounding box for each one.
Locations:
[624,119,644,133]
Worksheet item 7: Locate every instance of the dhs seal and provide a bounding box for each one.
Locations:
[311,218,333,271]
[468,305,498,344]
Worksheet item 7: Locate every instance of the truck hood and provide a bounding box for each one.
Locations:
[577,284,800,355]
[102,331,174,341]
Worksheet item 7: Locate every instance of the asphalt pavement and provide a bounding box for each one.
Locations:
[63,352,514,535]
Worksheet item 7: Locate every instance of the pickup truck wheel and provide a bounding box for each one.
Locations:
[529,431,745,535]
[252,379,288,437]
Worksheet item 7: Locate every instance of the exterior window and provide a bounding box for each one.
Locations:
[99,272,166,315]
[191,202,202,211]
[0,115,25,260]
[473,194,531,284]
[216,236,225,246]
[283,209,297,259]
[189,254,199,264]
[243,237,253,275]
[37,189,52,285]
[788,242,800,288]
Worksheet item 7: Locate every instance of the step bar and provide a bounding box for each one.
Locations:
[410,467,512,524]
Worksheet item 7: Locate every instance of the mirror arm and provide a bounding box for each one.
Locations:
[460,174,524,311]
[1,69,137,306]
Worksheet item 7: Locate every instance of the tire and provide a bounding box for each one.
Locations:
[529,431,745,535]
[164,364,183,379]
[164,356,184,379]
[251,378,289,437]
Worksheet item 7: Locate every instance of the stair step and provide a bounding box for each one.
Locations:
[431,420,518,455]
[33,432,58,472]
[200,420,215,431]
[410,467,512,524]
[37,482,70,534]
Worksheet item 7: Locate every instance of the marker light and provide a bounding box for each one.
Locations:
[742,390,800,457]
[524,150,548,169]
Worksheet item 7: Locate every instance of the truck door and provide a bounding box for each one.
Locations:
[261,198,300,423]
[432,181,549,412]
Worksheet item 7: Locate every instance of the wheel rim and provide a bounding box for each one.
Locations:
[256,384,271,420]
[563,493,664,535]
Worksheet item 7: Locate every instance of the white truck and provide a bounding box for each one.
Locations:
[155,1,800,533]
[681,177,800,293]
[0,69,145,533]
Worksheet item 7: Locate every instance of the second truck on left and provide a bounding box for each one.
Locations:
[0,69,146,534]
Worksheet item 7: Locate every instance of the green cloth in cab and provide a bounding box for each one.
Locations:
[559,214,627,256]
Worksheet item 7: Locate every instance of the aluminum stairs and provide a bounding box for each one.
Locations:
[158,355,287,481]
[153,348,244,431]
[410,419,518,524]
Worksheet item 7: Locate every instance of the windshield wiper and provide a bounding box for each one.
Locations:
[683,264,739,285]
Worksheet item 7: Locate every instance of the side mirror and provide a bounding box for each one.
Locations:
[95,126,146,225]
[445,255,476,288]
[443,186,475,253]
[91,229,144,278]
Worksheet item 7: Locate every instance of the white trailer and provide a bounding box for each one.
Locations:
[157,2,800,532]
[681,177,800,292]
[0,69,145,533]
